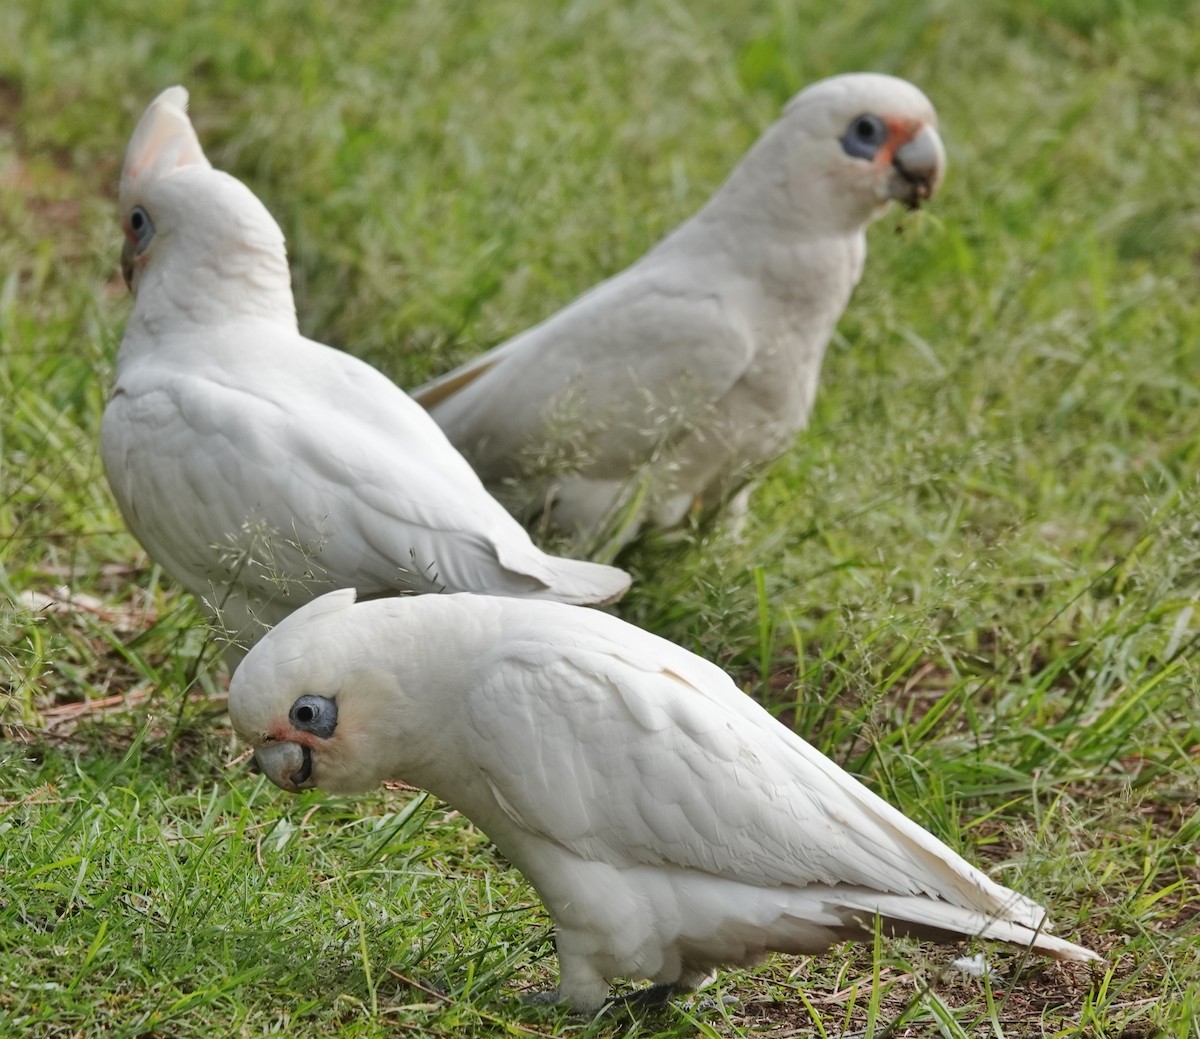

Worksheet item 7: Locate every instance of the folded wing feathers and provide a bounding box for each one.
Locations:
[112,330,628,608]
[481,606,1083,949]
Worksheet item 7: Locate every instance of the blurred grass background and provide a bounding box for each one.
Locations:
[1,0,1198,1035]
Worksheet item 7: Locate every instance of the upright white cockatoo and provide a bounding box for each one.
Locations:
[102,87,630,661]
[413,73,946,547]
[232,590,1100,1013]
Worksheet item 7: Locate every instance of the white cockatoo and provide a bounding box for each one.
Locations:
[231,590,1100,1013]
[412,73,946,548]
[102,87,630,661]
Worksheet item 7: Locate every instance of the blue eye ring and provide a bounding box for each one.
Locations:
[129,205,155,252]
[840,114,888,160]
[289,694,338,739]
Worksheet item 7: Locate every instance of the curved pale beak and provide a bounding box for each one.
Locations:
[252,741,317,793]
[888,125,946,210]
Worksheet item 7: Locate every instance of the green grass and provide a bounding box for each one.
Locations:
[2,0,1198,1035]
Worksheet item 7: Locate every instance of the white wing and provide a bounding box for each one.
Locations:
[415,246,758,481]
[101,321,628,606]
[465,603,1047,928]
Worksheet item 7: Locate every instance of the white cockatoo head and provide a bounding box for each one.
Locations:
[718,72,945,236]
[118,86,295,325]
[228,589,412,796]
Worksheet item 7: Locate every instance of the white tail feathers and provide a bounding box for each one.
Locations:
[533,557,631,606]
[809,887,1102,963]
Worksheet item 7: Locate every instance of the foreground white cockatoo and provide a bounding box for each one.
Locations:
[102,87,630,661]
[412,73,946,547]
[231,590,1100,1013]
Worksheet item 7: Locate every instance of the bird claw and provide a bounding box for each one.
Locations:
[519,989,563,1006]
[517,989,600,1021]
[604,982,680,1015]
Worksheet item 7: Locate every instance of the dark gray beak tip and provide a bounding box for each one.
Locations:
[252,740,313,793]
[291,745,314,788]
[902,183,932,212]
[889,125,945,213]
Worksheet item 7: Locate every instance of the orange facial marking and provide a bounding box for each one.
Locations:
[877,116,923,166]
[268,724,324,749]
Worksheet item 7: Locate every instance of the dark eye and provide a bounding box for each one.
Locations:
[289,694,338,738]
[840,114,888,160]
[129,205,155,252]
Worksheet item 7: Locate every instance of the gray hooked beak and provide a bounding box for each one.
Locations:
[888,124,946,210]
[252,742,317,793]
[120,237,136,293]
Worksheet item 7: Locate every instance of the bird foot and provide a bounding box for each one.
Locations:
[604,982,681,1015]
[519,989,564,1006]
[518,989,602,1022]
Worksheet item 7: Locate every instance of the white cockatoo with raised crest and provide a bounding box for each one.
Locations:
[413,72,946,547]
[103,88,629,663]
[232,590,1100,1013]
